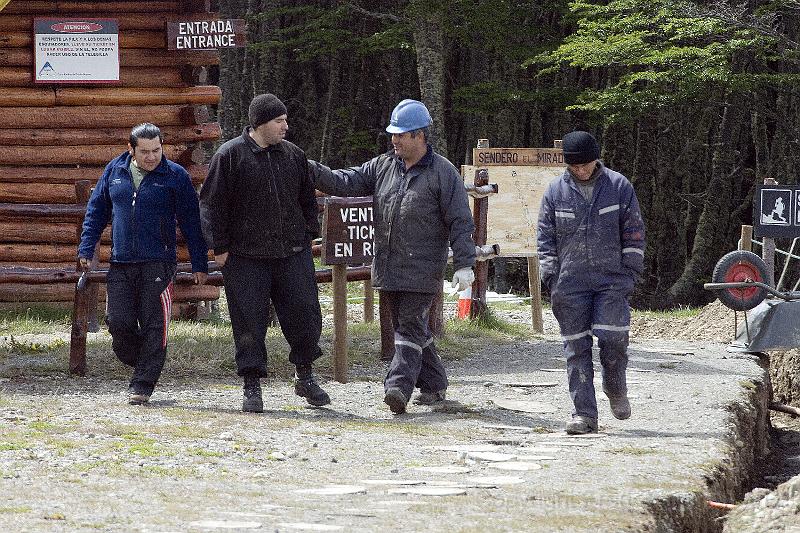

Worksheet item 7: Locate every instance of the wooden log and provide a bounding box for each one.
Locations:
[0,67,196,87]
[0,32,30,48]
[0,283,106,302]
[0,13,223,32]
[0,243,111,263]
[0,261,78,270]
[0,88,56,107]
[0,86,221,107]
[0,144,192,166]
[3,1,180,14]
[172,283,220,303]
[0,221,111,244]
[0,48,219,68]
[0,243,200,263]
[0,123,220,146]
[470,139,490,320]
[55,86,221,106]
[0,105,208,128]
[332,264,348,383]
[0,164,208,186]
[0,202,85,219]
[0,184,72,204]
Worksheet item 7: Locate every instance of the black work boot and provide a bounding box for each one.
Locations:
[294,365,331,407]
[242,373,264,413]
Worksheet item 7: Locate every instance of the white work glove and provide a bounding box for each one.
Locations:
[451,267,475,292]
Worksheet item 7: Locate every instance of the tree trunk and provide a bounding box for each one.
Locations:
[412,7,448,156]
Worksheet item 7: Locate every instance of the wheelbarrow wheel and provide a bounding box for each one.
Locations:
[711,250,769,311]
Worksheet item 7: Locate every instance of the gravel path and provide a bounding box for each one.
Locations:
[0,306,768,532]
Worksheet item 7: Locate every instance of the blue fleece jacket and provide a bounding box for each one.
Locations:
[79,152,208,273]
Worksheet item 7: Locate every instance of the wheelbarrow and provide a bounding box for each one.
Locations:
[704,250,800,353]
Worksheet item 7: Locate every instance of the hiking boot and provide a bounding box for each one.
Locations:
[565,415,598,435]
[384,387,407,414]
[128,388,150,405]
[412,390,446,405]
[607,394,631,420]
[242,374,264,413]
[294,374,331,407]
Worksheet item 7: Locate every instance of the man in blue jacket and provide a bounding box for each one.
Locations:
[537,131,645,434]
[79,123,208,405]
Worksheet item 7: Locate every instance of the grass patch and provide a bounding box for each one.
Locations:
[607,446,659,456]
[0,305,73,336]
[632,306,700,319]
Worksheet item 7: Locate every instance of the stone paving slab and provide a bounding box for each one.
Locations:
[0,337,769,532]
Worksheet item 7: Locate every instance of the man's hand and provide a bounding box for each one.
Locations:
[78,257,90,271]
[214,251,228,268]
[193,272,208,285]
[451,267,475,292]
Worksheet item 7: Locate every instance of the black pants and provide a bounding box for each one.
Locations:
[105,262,175,395]
[222,249,322,377]
[383,290,448,400]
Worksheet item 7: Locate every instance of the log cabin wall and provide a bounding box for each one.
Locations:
[0,0,221,303]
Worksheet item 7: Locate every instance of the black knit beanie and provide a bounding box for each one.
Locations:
[248,94,287,129]
[562,131,600,164]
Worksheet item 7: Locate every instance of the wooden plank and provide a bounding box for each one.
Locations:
[0,164,208,185]
[172,283,219,302]
[0,123,220,146]
[473,148,565,167]
[462,164,563,257]
[0,105,206,128]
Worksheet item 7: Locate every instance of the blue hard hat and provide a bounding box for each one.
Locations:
[386,99,433,134]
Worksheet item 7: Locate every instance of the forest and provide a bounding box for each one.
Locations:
[213,0,800,309]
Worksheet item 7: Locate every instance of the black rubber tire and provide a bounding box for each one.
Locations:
[711,250,769,311]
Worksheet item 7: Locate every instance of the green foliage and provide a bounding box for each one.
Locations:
[532,0,800,122]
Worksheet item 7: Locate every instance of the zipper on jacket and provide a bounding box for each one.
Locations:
[265,151,285,244]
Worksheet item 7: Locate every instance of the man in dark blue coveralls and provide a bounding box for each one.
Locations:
[537,131,645,434]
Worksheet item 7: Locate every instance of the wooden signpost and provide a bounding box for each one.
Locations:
[464,144,565,332]
[321,196,375,383]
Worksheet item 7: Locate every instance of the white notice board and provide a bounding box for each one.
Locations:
[464,148,565,257]
[34,18,120,84]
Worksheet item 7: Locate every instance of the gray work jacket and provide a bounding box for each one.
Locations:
[311,147,476,293]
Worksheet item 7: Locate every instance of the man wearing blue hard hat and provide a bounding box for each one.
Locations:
[310,99,476,414]
[537,131,646,434]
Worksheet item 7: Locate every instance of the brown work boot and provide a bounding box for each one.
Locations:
[607,394,631,420]
[565,415,598,435]
[384,387,407,414]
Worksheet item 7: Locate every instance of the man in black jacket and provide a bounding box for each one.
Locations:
[199,94,330,412]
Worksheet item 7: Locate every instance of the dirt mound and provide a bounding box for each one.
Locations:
[630,299,737,343]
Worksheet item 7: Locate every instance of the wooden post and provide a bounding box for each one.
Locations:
[740,225,753,252]
[363,278,374,323]
[69,180,93,376]
[331,264,348,383]
[527,257,543,333]
[763,178,777,286]
[379,290,394,362]
[470,139,490,320]
[429,289,444,338]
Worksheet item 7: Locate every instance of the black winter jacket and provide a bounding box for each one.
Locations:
[311,146,476,293]
[199,128,320,259]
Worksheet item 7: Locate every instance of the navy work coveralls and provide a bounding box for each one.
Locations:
[537,163,645,421]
